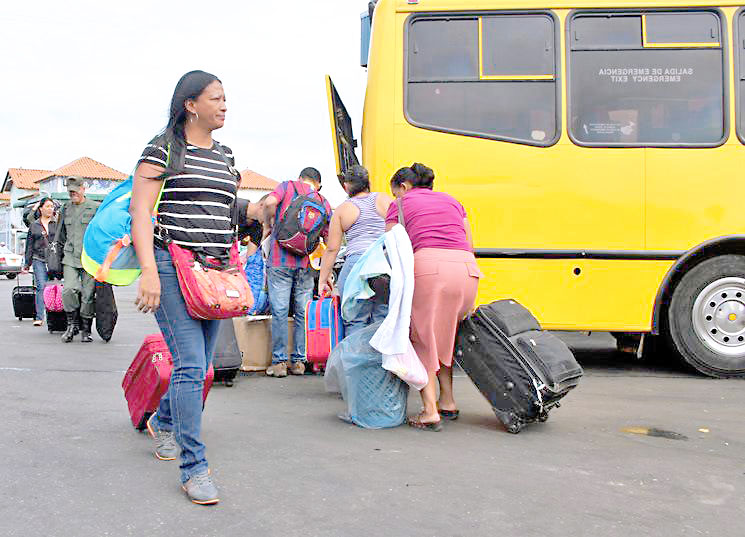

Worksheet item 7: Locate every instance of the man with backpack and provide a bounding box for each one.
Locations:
[262,167,332,377]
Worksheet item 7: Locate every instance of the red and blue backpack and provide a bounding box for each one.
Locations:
[274,182,329,257]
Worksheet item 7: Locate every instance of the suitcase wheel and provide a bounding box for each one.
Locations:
[225,379,234,387]
[538,411,550,423]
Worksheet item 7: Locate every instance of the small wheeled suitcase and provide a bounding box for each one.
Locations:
[46,310,68,333]
[122,334,214,430]
[12,276,36,321]
[212,319,242,386]
[304,294,343,373]
[454,299,583,434]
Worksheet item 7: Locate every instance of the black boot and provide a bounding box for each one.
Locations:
[61,312,76,343]
[80,317,93,343]
[72,311,80,336]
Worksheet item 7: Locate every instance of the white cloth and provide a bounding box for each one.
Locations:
[369,225,414,356]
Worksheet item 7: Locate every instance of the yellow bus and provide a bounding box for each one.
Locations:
[327,0,745,378]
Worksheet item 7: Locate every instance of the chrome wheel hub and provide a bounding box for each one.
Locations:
[692,277,745,357]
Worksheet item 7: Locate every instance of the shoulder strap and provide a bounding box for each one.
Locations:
[52,205,66,243]
[213,142,241,233]
[396,197,405,229]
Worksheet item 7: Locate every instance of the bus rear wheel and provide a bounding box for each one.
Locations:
[667,255,745,378]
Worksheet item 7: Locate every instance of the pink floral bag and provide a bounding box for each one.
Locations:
[166,240,254,320]
[43,282,64,312]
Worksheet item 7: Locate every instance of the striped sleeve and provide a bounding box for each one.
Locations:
[138,140,169,169]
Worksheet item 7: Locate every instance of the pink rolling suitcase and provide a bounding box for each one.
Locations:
[122,334,214,430]
[304,294,344,373]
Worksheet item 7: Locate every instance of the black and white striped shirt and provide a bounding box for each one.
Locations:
[139,139,238,257]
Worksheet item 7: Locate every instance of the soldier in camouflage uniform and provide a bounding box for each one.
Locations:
[58,177,100,343]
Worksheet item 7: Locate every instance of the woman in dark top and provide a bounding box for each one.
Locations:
[23,197,57,326]
[130,70,254,506]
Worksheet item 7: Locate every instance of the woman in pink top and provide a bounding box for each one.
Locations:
[386,163,481,431]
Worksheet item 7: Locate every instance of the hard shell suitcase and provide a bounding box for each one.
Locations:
[212,319,242,386]
[12,277,36,321]
[454,299,583,434]
[122,334,214,430]
[305,294,343,373]
[46,310,67,333]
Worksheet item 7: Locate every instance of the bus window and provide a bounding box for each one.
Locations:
[569,11,725,147]
[406,13,559,146]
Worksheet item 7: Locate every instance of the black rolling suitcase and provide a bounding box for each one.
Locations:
[212,319,242,386]
[46,310,67,333]
[454,299,583,434]
[12,276,36,321]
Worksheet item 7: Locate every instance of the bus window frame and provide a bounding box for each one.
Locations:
[734,6,745,144]
[403,10,562,148]
[566,8,730,149]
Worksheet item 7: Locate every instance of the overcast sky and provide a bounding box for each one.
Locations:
[1,1,369,205]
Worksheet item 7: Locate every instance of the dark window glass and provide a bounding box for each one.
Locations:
[645,12,719,44]
[409,19,478,81]
[409,82,557,143]
[572,16,642,49]
[570,48,724,144]
[406,15,558,145]
[482,15,554,75]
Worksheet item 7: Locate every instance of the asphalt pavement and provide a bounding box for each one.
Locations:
[1,279,743,537]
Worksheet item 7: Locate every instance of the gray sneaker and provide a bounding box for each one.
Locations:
[146,413,178,461]
[182,470,219,505]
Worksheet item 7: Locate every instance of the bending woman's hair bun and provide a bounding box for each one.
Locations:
[410,162,435,189]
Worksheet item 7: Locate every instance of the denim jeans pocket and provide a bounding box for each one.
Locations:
[154,248,177,275]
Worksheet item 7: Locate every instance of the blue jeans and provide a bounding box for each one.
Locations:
[152,248,220,483]
[32,260,48,321]
[267,266,314,363]
[337,253,388,337]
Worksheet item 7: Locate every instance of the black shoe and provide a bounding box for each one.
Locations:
[80,317,93,343]
[61,312,76,343]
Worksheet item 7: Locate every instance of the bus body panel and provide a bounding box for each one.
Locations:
[359,0,744,331]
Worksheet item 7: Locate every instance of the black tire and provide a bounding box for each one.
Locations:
[6,274,17,280]
[667,255,745,378]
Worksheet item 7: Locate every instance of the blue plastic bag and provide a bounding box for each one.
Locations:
[244,249,269,315]
[325,322,408,429]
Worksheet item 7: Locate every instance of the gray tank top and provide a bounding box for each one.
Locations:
[345,193,385,256]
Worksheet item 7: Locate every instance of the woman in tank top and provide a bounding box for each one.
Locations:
[318,165,393,335]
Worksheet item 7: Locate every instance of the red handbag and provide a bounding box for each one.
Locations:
[166,239,254,321]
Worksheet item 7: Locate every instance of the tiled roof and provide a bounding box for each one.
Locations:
[4,168,52,191]
[239,169,279,191]
[0,192,11,202]
[39,157,127,182]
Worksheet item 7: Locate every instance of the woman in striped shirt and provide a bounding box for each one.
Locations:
[130,70,240,505]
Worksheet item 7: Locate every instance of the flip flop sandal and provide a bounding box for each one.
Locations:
[438,409,460,421]
[407,415,443,432]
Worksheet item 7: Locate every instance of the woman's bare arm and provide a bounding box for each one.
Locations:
[130,162,165,312]
[317,207,346,295]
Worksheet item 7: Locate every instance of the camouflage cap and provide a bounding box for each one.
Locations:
[66,176,85,193]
